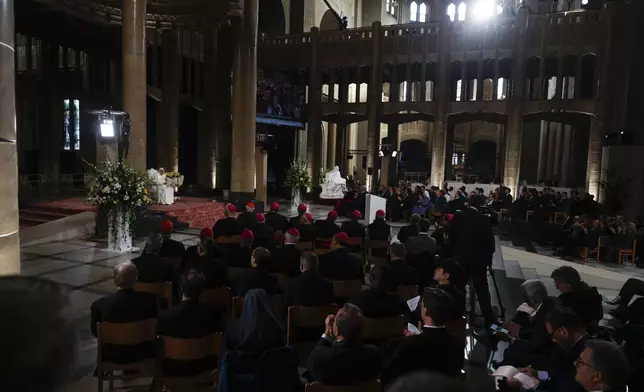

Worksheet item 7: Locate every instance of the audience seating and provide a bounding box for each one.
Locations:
[271,273,294,293]
[200,286,232,317]
[499,208,510,221]
[553,212,568,224]
[226,267,247,283]
[305,380,381,392]
[366,240,389,266]
[161,256,182,273]
[275,230,284,245]
[344,237,364,260]
[314,248,332,255]
[158,333,222,392]
[231,295,282,319]
[332,280,363,299]
[297,241,315,251]
[525,210,533,221]
[315,237,334,249]
[287,305,340,345]
[618,240,637,265]
[583,237,601,263]
[360,315,406,341]
[96,319,157,392]
[446,316,467,341]
[134,281,173,308]
[397,285,419,302]
[215,235,241,245]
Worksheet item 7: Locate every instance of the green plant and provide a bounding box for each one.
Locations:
[284,160,311,189]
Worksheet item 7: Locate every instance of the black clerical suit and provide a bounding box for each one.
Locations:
[298,223,317,242]
[314,219,340,240]
[449,207,496,326]
[348,287,407,318]
[253,223,275,250]
[183,256,227,290]
[265,211,289,232]
[269,243,302,277]
[340,220,365,252]
[381,326,465,385]
[237,212,257,231]
[157,299,224,377]
[318,248,363,281]
[438,283,466,319]
[283,270,335,308]
[224,245,253,269]
[183,245,201,266]
[558,282,603,326]
[289,213,305,228]
[388,260,419,289]
[160,237,186,258]
[306,337,382,386]
[539,335,590,392]
[90,289,158,363]
[131,253,175,284]
[212,217,243,238]
[396,223,419,245]
[368,219,390,257]
[232,267,279,296]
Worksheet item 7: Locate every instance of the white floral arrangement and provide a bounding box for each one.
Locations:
[86,160,152,208]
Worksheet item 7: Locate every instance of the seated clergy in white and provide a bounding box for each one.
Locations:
[155,167,174,205]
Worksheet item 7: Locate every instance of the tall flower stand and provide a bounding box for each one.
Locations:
[107,207,133,253]
[290,188,302,211]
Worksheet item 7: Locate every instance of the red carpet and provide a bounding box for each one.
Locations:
[20,197,226,229]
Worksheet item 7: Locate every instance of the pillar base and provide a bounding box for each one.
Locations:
[229,191,262,212]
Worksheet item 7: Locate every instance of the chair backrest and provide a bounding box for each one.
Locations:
[397,285,419,302]
[97,319,157,347]
[361,315,406,340]
[367,240,389,250]
[160,332,223,361]
[297,241,315,251]
[315,248,332,255]
[216,235,241,245]
[315,237,334,249]
[344,237,363,248]
[270,273,294,293]
[446,316,467,341]
[200,286,232,315]
[226,266,247,283]
[332,280,363,298]
[134,281,173,307]
[231,294,282,319]
[287,305,339,345]
[305,380,381,392]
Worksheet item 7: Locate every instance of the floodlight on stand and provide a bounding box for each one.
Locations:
[391,150,398,158]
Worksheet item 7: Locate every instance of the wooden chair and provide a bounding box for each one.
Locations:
[159,333,222,392]
[361,315,406,340]
[200,286,232,317]
[297,241,315,251]
[618,240,637,265]
[397,285,419,302]
[332,280,363,299]
[553,212,568,224]
[315,237,334,250]
[525,210,533,222]
[96,319,157,392]
[366,239,389,266]
[215,235,241,245]
[226,266,247,283]
[315,248,332,255]
[344,237,363,250]
[231,294,282,319]
[305,380,381,392]
[134,281,173,308]
[270,273,293,293]
[583,237,601,263]
[161,256,182,273]
[499,208,509,221]
[287,305,339,345]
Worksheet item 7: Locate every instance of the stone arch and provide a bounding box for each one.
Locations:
[259,0,286,35]
[320,10,340,31]
[468,140,497,178]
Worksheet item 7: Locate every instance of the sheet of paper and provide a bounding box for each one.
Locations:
[492,365,519,378]
[407,295,421,311]
[513,372,540,389]
[517,303,536,315]
[407,323,421,335]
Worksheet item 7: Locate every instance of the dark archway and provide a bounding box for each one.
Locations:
[320,10,341,31]
[259,0,286,35]
[467,140,496,178]
[400,139,430,177]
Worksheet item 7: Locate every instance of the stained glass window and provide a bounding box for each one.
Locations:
[419,3,427,22]
[73,99,80,150]
[63,99,71,150]
[63,99,80,151]
[410,2,418,22]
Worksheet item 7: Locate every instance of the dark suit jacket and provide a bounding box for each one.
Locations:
[449,207,495,269]
[318,248,363,281]
[90,289,158,363]
[157,299,225,377]
[314,219,340,240]
[253,223,275,250]
[381,327,464,385]
[131,253,175,283]
[434,196,448,213]
[265,211,289,232]
[297,224,317,242]
[368,219,390,241]
[512,297,556,354]
[270,244,302,277]
[559,282,603,326]
[213,217,243,237]
[438,283,466,319]
[388,261,419,289]
[543,335,590,392]
[184,245,200,266]
[406,233,438,256]
[160,238,186,258]
[224,246,253,269]
[237,212,257,231]
[341,220,366,240]
[183,256,227,289]
[289,214,305,228]
[306,338,382,386]
[233,267,279,296]
[397,224,419,244]
[348,287,407,318]
[284,270,335,308]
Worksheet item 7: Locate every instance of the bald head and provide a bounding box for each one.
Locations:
[114,262,138,289]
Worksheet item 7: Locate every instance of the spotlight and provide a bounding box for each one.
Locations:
[581,0,588,4]
[391,150,398,157]
[100,119,115,138]
[472,0,497,21]
[379,151,384,157]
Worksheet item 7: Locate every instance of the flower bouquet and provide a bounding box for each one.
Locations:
[285,160,311,210]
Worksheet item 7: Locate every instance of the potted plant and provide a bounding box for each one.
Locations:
[86,159,152,252]
[284,160,311,210]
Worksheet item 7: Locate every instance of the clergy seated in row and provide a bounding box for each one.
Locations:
[213,203,243,238]
[159,220,186,258]
[289,203,308,228]
[368,209,391,257]
[132,233,175,284]
[90,262,158,364]
[550,266,603,327]
[232,247,279,297]
[283,251,335,309]
[341,210,366,253]
[388,242,420,289]
[224,229,254,268]
[305,303,382,386]
[318,232,363,281]
[184,227,215,266]
[397,213,421,244]
[298,213,317,242]
[348,265,407,318]
[157,269,225,377]
[183,238,227,290]
[266,202,289,232]
[237,202,258,231]
[406,218,438,256]
[253,213,275,250]
[315,210,341,242]
[270,228,303,277]
[501,279,557,369]
[380,288,465,386]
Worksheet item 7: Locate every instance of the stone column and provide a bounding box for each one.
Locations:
[0,0,20,274]
[444,124,454,182]
[545,123,556,180]
[40,43,61,177]
[431,16,452,188]
[231,0,259,204]
[388,122,399,186]
[199,27,217,189]
[367,22,383,190]
[336,122,348,175]
[158,30,181,172]
[586,114,603,198]
[326,122,336,171]
[495,125,504,179]
[503,6,528,196]
[536,121,547,182]
[560,125,572,186]
[307,27,323,187]
[122,0,147,170]
[255,147,268,207]
[380,156,390,186]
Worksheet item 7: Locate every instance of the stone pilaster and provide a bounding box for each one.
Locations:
[307,27,322,187]
[0,0,20,274]
[431,16,451,188]
[586,114,603,198]
[158,30,181,172]
[255,147,268,207]
[326,122,336,171]
[122,0,147,170]
[367,22,382,190]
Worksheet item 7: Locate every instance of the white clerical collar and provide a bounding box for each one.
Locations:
[419,232,429,235]
[468,206,478,211]
[423,325,446,329]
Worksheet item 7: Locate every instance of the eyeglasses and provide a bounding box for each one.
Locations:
[575,357,599,371]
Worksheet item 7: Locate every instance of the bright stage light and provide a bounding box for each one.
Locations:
[391,150,398,157]
[472,0,497,21]
[379,150,384,157]
[581,0,588,4]
[100,119,115,138]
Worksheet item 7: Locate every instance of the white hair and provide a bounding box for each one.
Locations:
[285,232,299,244]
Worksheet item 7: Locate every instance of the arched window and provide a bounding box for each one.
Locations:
[410,1,418,21]
[447,3,456,22]
[457,2,467,21]
[419,3,427,22]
